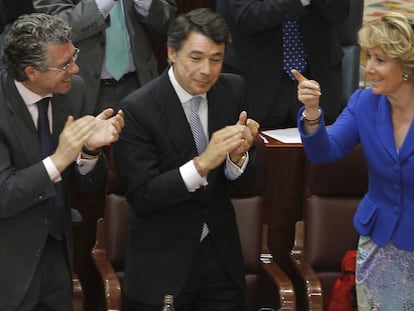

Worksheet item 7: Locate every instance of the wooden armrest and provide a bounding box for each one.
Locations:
[72,272,84,311]
[260,224,296,310]
[290,221,323,310]
[91,218,122,311]
[260,253,296,311]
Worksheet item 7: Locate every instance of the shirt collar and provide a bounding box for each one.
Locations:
[14,80,53,108]
[168,66,206,104]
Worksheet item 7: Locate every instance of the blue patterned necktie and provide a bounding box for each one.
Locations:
[105,2,130,80]
[188,96,209,241]
[282,19,307,80]
[37,98,65,240]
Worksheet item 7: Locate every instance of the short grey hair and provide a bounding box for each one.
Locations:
[2,13,72,81]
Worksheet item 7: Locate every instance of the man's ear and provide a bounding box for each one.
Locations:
[167,46,176,64]
[24,66,39,82]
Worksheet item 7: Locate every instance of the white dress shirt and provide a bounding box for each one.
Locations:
[167,67,249,192]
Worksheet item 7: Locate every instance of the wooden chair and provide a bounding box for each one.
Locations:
[290,145,368,311]
[91,194,296,311]
[73,272,84,311]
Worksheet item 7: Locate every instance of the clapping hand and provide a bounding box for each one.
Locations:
[85,108,125,150]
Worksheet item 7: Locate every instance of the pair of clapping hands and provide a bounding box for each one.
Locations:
[51,108,124,172]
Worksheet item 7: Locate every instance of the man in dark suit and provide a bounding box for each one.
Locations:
[114,8,260,311]
[0,13,124,311]
[0,0,34,68]
[33,0,177,114]
[218,0,350,129]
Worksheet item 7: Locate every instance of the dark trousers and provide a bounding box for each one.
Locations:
[125,236,244,311]
[16,237,72,311]
[95,71,140,115]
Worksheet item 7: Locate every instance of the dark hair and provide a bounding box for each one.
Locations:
[2,13,72,81]
[167,8,230,52]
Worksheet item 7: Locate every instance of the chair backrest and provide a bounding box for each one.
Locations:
[303,144,368,297]
[104,193,130,271]
[232,196,263,272]
[304,197,360,297]
[232,195,265,311]
[103,194,264,274]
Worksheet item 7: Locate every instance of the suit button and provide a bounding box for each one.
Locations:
[35,249,41,257]
[44,218,49,224]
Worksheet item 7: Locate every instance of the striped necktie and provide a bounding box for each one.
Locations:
[188,96,209,241]
[189,96,208,155]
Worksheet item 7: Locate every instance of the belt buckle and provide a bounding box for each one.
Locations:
[102,78,118,86]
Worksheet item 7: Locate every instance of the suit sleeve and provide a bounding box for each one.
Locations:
[311,0,350,24]
[33,0,108,42]
[137,0,177,34]
[227,0,306,34]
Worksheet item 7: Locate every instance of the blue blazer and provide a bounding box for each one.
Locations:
[298,88,414,251]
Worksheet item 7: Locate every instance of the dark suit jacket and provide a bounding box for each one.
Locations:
[114,70,257,305]
[4,0,34,22]
[33,0,176,113]
[0,72,108,311]
[221,0,350,126]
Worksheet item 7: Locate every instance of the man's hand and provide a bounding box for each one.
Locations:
[85,109,125,150]
[229,111,260,164]
[51,115,96,172]
[194,124,246,176]
[194,111,260,176]
[50,109,125,172]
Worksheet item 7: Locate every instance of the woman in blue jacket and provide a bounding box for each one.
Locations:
[292,10,414,311]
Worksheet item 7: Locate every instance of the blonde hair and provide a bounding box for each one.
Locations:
[358,10,414,71]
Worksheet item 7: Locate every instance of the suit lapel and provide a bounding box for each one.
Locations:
[1,74,42,160]
[157,72,198,162]
[376,96,398,161]
[377,96,414,162]
[51,96,71,146]
[206,83,229,137]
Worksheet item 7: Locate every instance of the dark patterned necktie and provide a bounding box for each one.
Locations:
[36,98,65,240]
[282,19,307,80]
[188,96,209,241]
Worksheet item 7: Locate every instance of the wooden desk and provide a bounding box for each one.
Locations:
[257,133,306,272]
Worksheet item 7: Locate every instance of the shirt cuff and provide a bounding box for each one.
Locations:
[301,0,311,6]
[132,0,153,16]
[76,153,99,175]
[95,0,116,17]
[225,152,249,180]
[43,157,62,183]
[179,160,208,192]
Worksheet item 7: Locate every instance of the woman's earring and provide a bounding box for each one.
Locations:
[402,73,409,81]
